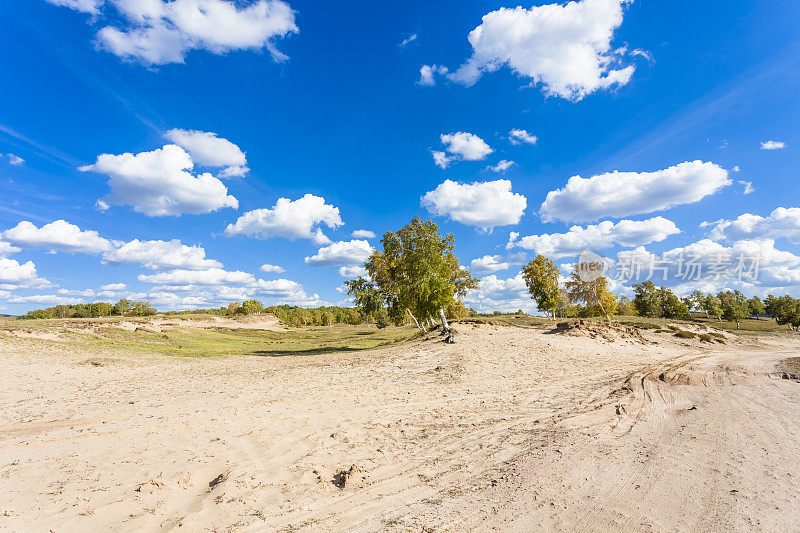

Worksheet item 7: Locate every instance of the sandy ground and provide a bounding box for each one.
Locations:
[1,322,799,531]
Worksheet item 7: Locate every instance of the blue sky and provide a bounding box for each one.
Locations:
[1,0,799,314]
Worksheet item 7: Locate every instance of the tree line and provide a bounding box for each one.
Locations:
[21,299,156,319]
[521,254,800,330]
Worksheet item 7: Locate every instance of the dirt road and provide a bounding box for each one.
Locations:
[0,323,798,531]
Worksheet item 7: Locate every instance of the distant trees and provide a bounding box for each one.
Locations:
[701,294,723,321]
[521,255,560,319]
[351,217,477,332]
[21,298,156,320]
[747,296,766,319]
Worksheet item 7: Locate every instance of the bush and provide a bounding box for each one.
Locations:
[374,307,390,329]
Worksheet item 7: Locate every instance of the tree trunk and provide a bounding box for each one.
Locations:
[736,321,740,330]
[407,308,425,333]
[438,308,450,332]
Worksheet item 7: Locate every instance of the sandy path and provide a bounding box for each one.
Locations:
[0,324,798,531]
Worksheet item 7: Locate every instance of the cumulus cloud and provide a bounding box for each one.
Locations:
[0,241,21,257]
[540,161,730,223]
[418,64,448,86]
[351,229,376,239]
[470,255,511,274]
[136,271,322,309]
[138,267,255,285]
[760,140,786,150]
[421,179,527,231]
[488,160,515,172]
[100,282,127,291]
[49,0,298,65]
[2,220,114,254]
[446,0,636,101]
[6,294,81,305]
[164,128,248,177]
[80,144,238,216]
[433,132,493,168]
[0,258,50,290]
[338,266,367,278]
[463,272,537,313]
[102,239,222,270]
[611,239,800,294]
[507,217,680,258]
[6,153,24,166]
[509,129,537,145]
[259,263,286,273]
[738,181,754,195]
[224,194,343,244]
[708,207,800,244]
[305,240,373,267]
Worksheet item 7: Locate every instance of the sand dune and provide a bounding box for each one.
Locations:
[1,322,798,531]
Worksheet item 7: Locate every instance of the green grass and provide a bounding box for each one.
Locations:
[1,316,421,358]
[92,324,421,358]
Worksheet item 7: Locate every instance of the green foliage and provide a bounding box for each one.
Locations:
[21,299,155,319]
[345,277,384,319]
[747,296,766,317]
[701,294,723,320]
[374,306,390,329]
[364,217,477,328]
[521,255,560,319]
[718,290,748,327]
[241,300,264,315]
[632,280,661,317]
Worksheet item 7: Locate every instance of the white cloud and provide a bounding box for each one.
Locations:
[432,150,450,169]
[138,267,255,286]
[732,165,741,172]
[0,258,50,290]
[760,140,786,150]
[611,239,800,294]
[338,265,367,278]
[400,34,417,47]
[509,129,537,145]
[100,283,127,291]
[6,153,24,166]
[0,241,21,257]
[739,180,754,195]
[45,0,102,14]
[49,0,298,65]
[137,275,322,309]
[305,239,373,267]
[418,64,448,86]
[102,239,222,270]
[224,194,342,244]
[96,199,110,211]
[351,229,376,239]
[470,255,510,274]
[507,217,680,258]
[6,294,82,305]
[463,272,537,313]
[80,144,238,216]
[259,263,286,273]
[421,179,527,231]
[446,0,635,101]
[2,220,114,254]
[708,207,800,244]
[540,160,730,223]
[440,132,492,162]
[488,160,515,172]
[164,128,248,177]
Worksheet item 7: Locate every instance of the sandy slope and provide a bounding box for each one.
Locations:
[0,323,798,531]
